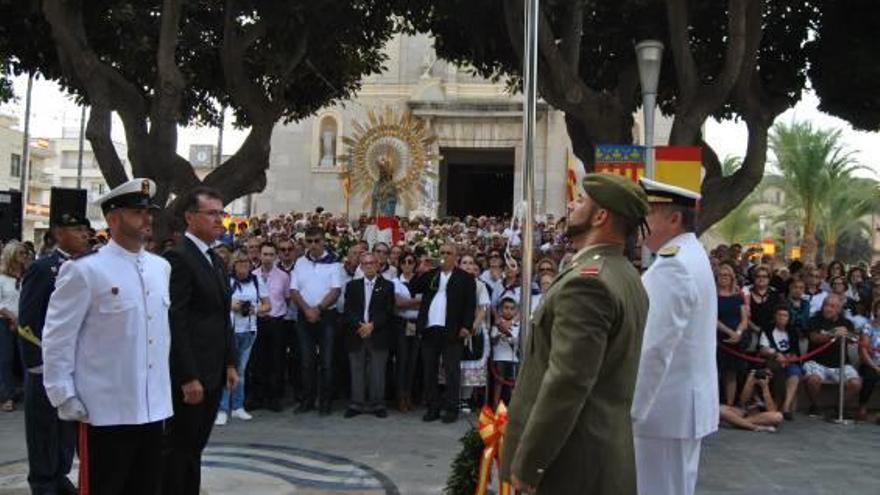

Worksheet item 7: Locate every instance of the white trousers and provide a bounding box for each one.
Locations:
[634,436,702,495]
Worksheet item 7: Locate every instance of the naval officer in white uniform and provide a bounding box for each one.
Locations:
[631,178,719,495]
[42,178,173,495]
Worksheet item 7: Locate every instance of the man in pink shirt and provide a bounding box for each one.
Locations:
[251,242,290,412]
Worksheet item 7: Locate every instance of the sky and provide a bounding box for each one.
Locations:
[2,74,878,178]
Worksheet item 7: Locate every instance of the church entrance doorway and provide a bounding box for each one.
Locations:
[440,148,515,218]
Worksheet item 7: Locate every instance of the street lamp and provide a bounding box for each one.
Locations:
[635,40,664,179]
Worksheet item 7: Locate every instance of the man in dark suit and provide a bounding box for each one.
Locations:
[343,252,396,418]
[18,212,90,495]
[410,243,476,423]
[163,186,238,495]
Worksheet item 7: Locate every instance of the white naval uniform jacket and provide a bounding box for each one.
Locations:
[632,232,719,439]
[42,240,173,427]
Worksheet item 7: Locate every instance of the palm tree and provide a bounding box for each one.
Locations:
[816,177,880,260]
[709,156,761,244]
[767,121,862,263]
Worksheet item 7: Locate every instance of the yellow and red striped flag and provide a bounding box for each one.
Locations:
[654,146,702,194]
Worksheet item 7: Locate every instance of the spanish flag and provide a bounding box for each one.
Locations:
[654,146,702,194]
[565,151,586,202]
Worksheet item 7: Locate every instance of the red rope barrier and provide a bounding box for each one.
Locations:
[719,337,840,366]
[490,362,517,387]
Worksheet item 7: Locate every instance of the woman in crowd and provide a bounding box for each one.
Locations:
[745,265,783,339]
[716,262,749,406]
[0,241,29,412]
[392,252,422,412]
[825,260,846,292]
[458,254,491,412]
[857,299,880,422]
[216,250,270,426]
[531,273,554,314]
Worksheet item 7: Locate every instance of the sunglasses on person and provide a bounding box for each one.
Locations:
[304,238,323,244]
[440,250,455,256]
[402,258,416,265]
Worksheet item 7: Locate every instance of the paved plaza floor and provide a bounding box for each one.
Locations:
[0,405,877,494]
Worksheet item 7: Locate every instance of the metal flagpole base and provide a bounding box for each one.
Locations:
[825,417,854,425]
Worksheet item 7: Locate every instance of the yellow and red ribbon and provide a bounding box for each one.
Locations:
[475,402,512,495]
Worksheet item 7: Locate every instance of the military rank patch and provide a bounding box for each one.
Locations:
[658,245,680,257]
[580,266,600,277]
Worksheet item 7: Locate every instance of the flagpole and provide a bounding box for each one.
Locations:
[519,0,539,367]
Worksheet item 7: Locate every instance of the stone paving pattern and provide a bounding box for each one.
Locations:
[1,406,877,494]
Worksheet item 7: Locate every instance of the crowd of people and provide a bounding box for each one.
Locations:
[710,244,880,428]
[2,209,879,426]
[0,180,878,495]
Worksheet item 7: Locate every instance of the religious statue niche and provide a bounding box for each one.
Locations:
[341,108,438,217]
[318,115,338,167]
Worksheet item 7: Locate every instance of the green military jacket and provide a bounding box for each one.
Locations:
[501,244,649,495]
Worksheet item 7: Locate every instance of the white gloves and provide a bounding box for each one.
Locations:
[58,397,89,422]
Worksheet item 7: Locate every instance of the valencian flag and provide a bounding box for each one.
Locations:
[565,150,586,201]
[654,146,702,194]
[594,144,646,181]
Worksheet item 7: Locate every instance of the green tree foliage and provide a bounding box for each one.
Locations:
[767,121,866,263]
[397,0,877,232]
[0,0,399,219]
[709,156,760,244]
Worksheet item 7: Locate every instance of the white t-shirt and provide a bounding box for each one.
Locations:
[491,321,520,362]
[759,328,791,353]
[230,276,268,333]
[393,278,420,320]
[0,273,19,318]
[427,271,452,328]
[290,253,342,308]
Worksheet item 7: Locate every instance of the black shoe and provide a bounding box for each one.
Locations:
[57,478,78,495]
[318,401,332,416]
[374,409,388,418]
[808,405,820,417]
[294,401,314,414]
[267,399,283,413]
[783,412,794,421]
[441,410,459,424]
[344,408,361,418]
[423,409,440,422]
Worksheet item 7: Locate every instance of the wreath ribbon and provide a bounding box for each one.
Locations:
[475,402,512,495]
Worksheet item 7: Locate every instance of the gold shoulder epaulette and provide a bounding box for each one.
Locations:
[658,245,680,257]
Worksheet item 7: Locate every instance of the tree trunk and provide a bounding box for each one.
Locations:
[802,207,817,264]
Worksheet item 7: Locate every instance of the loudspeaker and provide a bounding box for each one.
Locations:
[0,190,23,242]
[50,187,87,225]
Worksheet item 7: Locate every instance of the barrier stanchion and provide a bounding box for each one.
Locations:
[828,335,853,425]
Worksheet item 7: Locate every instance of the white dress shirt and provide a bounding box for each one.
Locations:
[42,240,173,426]
[427,270,452,328]
[363,277,376,322]
[0,273,19,318]
[184,231,212,264]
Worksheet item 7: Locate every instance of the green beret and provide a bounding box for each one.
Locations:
[582,172,649,220]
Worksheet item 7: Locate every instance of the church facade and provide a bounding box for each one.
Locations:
[259,33,669,219]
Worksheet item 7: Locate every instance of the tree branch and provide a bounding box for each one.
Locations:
[84,105,128,188]
[149,0,187,171]
[42,0,153,177]
[666,0,700,97]
[222,0,276,123]
[272,26,309,102]
[558,0,585,73]
[202,122,274,203]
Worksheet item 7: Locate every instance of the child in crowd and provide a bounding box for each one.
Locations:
[491,297,520,406]
[758,305,802,420]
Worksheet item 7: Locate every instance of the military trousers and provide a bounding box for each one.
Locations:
[23,371,76,495]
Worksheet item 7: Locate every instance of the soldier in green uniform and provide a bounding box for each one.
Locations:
[501,173,650,495]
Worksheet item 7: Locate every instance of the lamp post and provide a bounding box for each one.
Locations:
[635,40,664,179]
